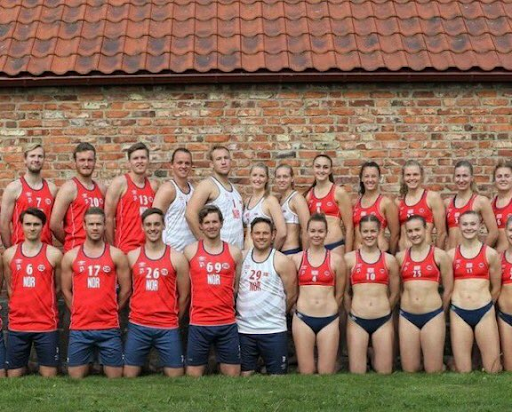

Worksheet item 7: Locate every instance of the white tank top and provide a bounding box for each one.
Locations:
[236,248,287,334]
[243,196,272,227]
[209,177,244,249]
[162,180,196,252]
[281,191,299,224]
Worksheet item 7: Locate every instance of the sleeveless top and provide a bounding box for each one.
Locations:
[446,194,477,229]
[64,178,104,252]
[281,191,299,224]
[501,251,512,285]
[189,240,237,326]
[400,245,440,283]
[492,195,512,229]
[115,174,155,254]
[307,184,341,218]
[453,244,489,280]
[12,177,54,245]
[162,180,196,252]
[243,196,272,226]
[236,248,287,334]
[351,250,389,286]
[398,190,434,225]
[208,177,244,249]
[353,195,388,229]
[298,249,335,287]
[130,246,179,329]
[8,244,58,332]
[70,244,119,330]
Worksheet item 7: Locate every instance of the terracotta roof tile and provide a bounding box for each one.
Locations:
[1,0,512,78]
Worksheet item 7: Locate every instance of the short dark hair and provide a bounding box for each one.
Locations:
[171,147,192,163]
[208,145,230,161]
[127,142,149,159]
[359,214,382,230]
[251,217,274,232]
[141,207,164,223]
[20,207,46,226]
[307,213,328,230]
[73,143,96,160]
[405,214,427,228]
[84,207,105,221]
[198,205,223,224]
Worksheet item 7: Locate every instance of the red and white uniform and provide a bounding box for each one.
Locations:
[492,196,512,229]
[130,246,179,329]
[453,245,489,280]
[64,178,104,252]
[398,190,434,225]
[115,174,155,254]
[298,250,335,287]
[501,252,512,286]
[8,244,58,332]
[70,245,119,330]
[351,250,389,286]
[446,195,476,229]
[12,177,54,245]
[353,195,387,229]
[307,184,341,218]
[400,246,440,283]
[189,241,236,326]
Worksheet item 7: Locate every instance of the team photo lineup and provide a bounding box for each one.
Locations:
[1,140,512,379]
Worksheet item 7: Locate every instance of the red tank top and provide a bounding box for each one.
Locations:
[298,250,335,287]
[353,195,388,229]
[453,244,489,280]
[64,178,104,252]
[189,241,236,326]
[501,252,512,285]
[446,194,476,229]
[307,184,341,218]
[70,244,119,330]
[12,177,54,245]
[492,196,512,229]
[351,250,389,286]
[8,244,58,332]
[398,190,434,225]
[115,174,155,254]
[130,246,179,329]
[400,246,440,283]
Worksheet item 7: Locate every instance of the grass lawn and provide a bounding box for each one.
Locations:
[1,372,510,411]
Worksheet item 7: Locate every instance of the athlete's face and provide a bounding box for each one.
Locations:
[251,222,274,251]
[403,165,422,191]
[361,167,380,192]
[143,213,164,243]
[458,213,480,240]
[24,147,45,174]
[129,149,149,175]
[199,212,223,239]
[210,149,231,176]
[506,221,512,247]
[171,152,192,180]
[313,157,331,182]
[84,214,105,241]
[405,219,426,246]
[22,214,43,241]
[307,220,327,246]
[75,150,96,178]
[359,221,380,247]
[454,166,473,192]
[495,167,512,193]
[275,167,293,192]
[250,167,268,192]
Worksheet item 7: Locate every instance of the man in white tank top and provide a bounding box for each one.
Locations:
[236,217,297,375]
[153,148,196,252]
[185,145,244,249]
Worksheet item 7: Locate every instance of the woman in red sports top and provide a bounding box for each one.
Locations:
[395,160,447,250]
[492,160,512,252]
[291,213,346,375]
[444,160,498,250]
[353,161,399,254]
[448,210,501,373]
[497,216,512,371]
[305,154,353,255]
[396,215,453,373]
[344,215,400,374]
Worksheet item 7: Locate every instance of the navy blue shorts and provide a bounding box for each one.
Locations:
[239,332,288,374]
[186,323,240,366]
[68,329,123,367]
[6,330,59,370]
[124,322,184,368]
[0,332,6,370]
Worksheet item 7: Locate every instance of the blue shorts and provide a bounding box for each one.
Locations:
[6,330,59,370]
[0,332,6,370]
[239,332,288,374]
[186,324,240,366]
[124,322,184,368]
[68,329,123,367]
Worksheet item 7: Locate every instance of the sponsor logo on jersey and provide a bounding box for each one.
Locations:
[38,264,45,272]
[103,265,112,273]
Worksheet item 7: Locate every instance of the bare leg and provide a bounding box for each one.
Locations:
[39,366,57,378]
[68,365,90,379]
[399,315,422,372]
[347,318,370,374]
[292,314,317,375]
[186,365,206,377]
[103,366,123,379]
[420,313,445,373]
[475,308,502,373]
[371,320,394,374]
[123,365,142,378]
[219,363,240,377]
[498,317,512,371]
[316,319,340,375]
[163,367,184,377]
[450,311,474,373]
[7,367,26,378]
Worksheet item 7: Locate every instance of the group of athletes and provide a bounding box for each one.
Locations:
[0,141,511,378]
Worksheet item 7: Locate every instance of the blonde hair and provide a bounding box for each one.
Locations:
[23,143,44,158]
[399,160,424,197]
[250,163,271,197]
[454,160,478,193]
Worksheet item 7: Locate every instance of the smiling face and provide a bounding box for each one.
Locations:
[143,213,164,243]
[24,146,45,174]
[307,219,328,246]
[454,165,473,192]
[506,219,512,248]
[199,211,223,240]
[250,166,268,192]
[313,156,332,183]
[129,149,149,176]
[403,165,423,191]
[251,221,274,251]
[458,212,481,241]
[275,166,293,193]
[495,167,512,193]
[171,151,192,180]
[361,166,380,193]
[405,218,426,246]
[359,220,380,247]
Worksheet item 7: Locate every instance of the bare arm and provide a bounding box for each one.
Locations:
[429,191,447,249]
[292,193,310,250]
[185,179,216,240]
[152,182,176,214]
[229,245,243,294]
[50,182,76,244]
[386,254,400,309]
[113,248,132,309]
[478,196,499,247]
[48,247,63,297]
[266,196,287,250]
[104,177,126,245]
[0,252,3,295]
[436,248,453,311]
[332,253,347,308]
[336,187,353,252]
[150,179,160,195]
[0,182,21,248]
[274,252,298,313]
[488,248,501,302]
[383,197,400,254]
[343,252,355,313]
[60,250,77,310]
[172,250,190,320]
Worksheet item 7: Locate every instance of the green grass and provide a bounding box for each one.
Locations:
[1,373,510,412]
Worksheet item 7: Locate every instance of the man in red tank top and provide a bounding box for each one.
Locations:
[50,143,106,252]
[61,207,131,379]
[3,208,62,377]
[124,208,190,378]
[105,142,159,254]
[1,143,57,248]
[183,205,243,377]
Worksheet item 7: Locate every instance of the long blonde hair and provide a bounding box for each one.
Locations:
[399,160,424,197]
[250,163,271,197]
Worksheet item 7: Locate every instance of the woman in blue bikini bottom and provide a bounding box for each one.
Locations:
[498,215,512,371]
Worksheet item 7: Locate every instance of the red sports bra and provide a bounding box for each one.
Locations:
[398,190,434,225]
[453,244,489,280]
[353,195,387,229]
[492,196,512,230]
[298,250,335,287]
[400,246,440,283]
[307,184,341,219]
[501,251,512,285]
[350,250,389,286]
[446,194,476,229]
